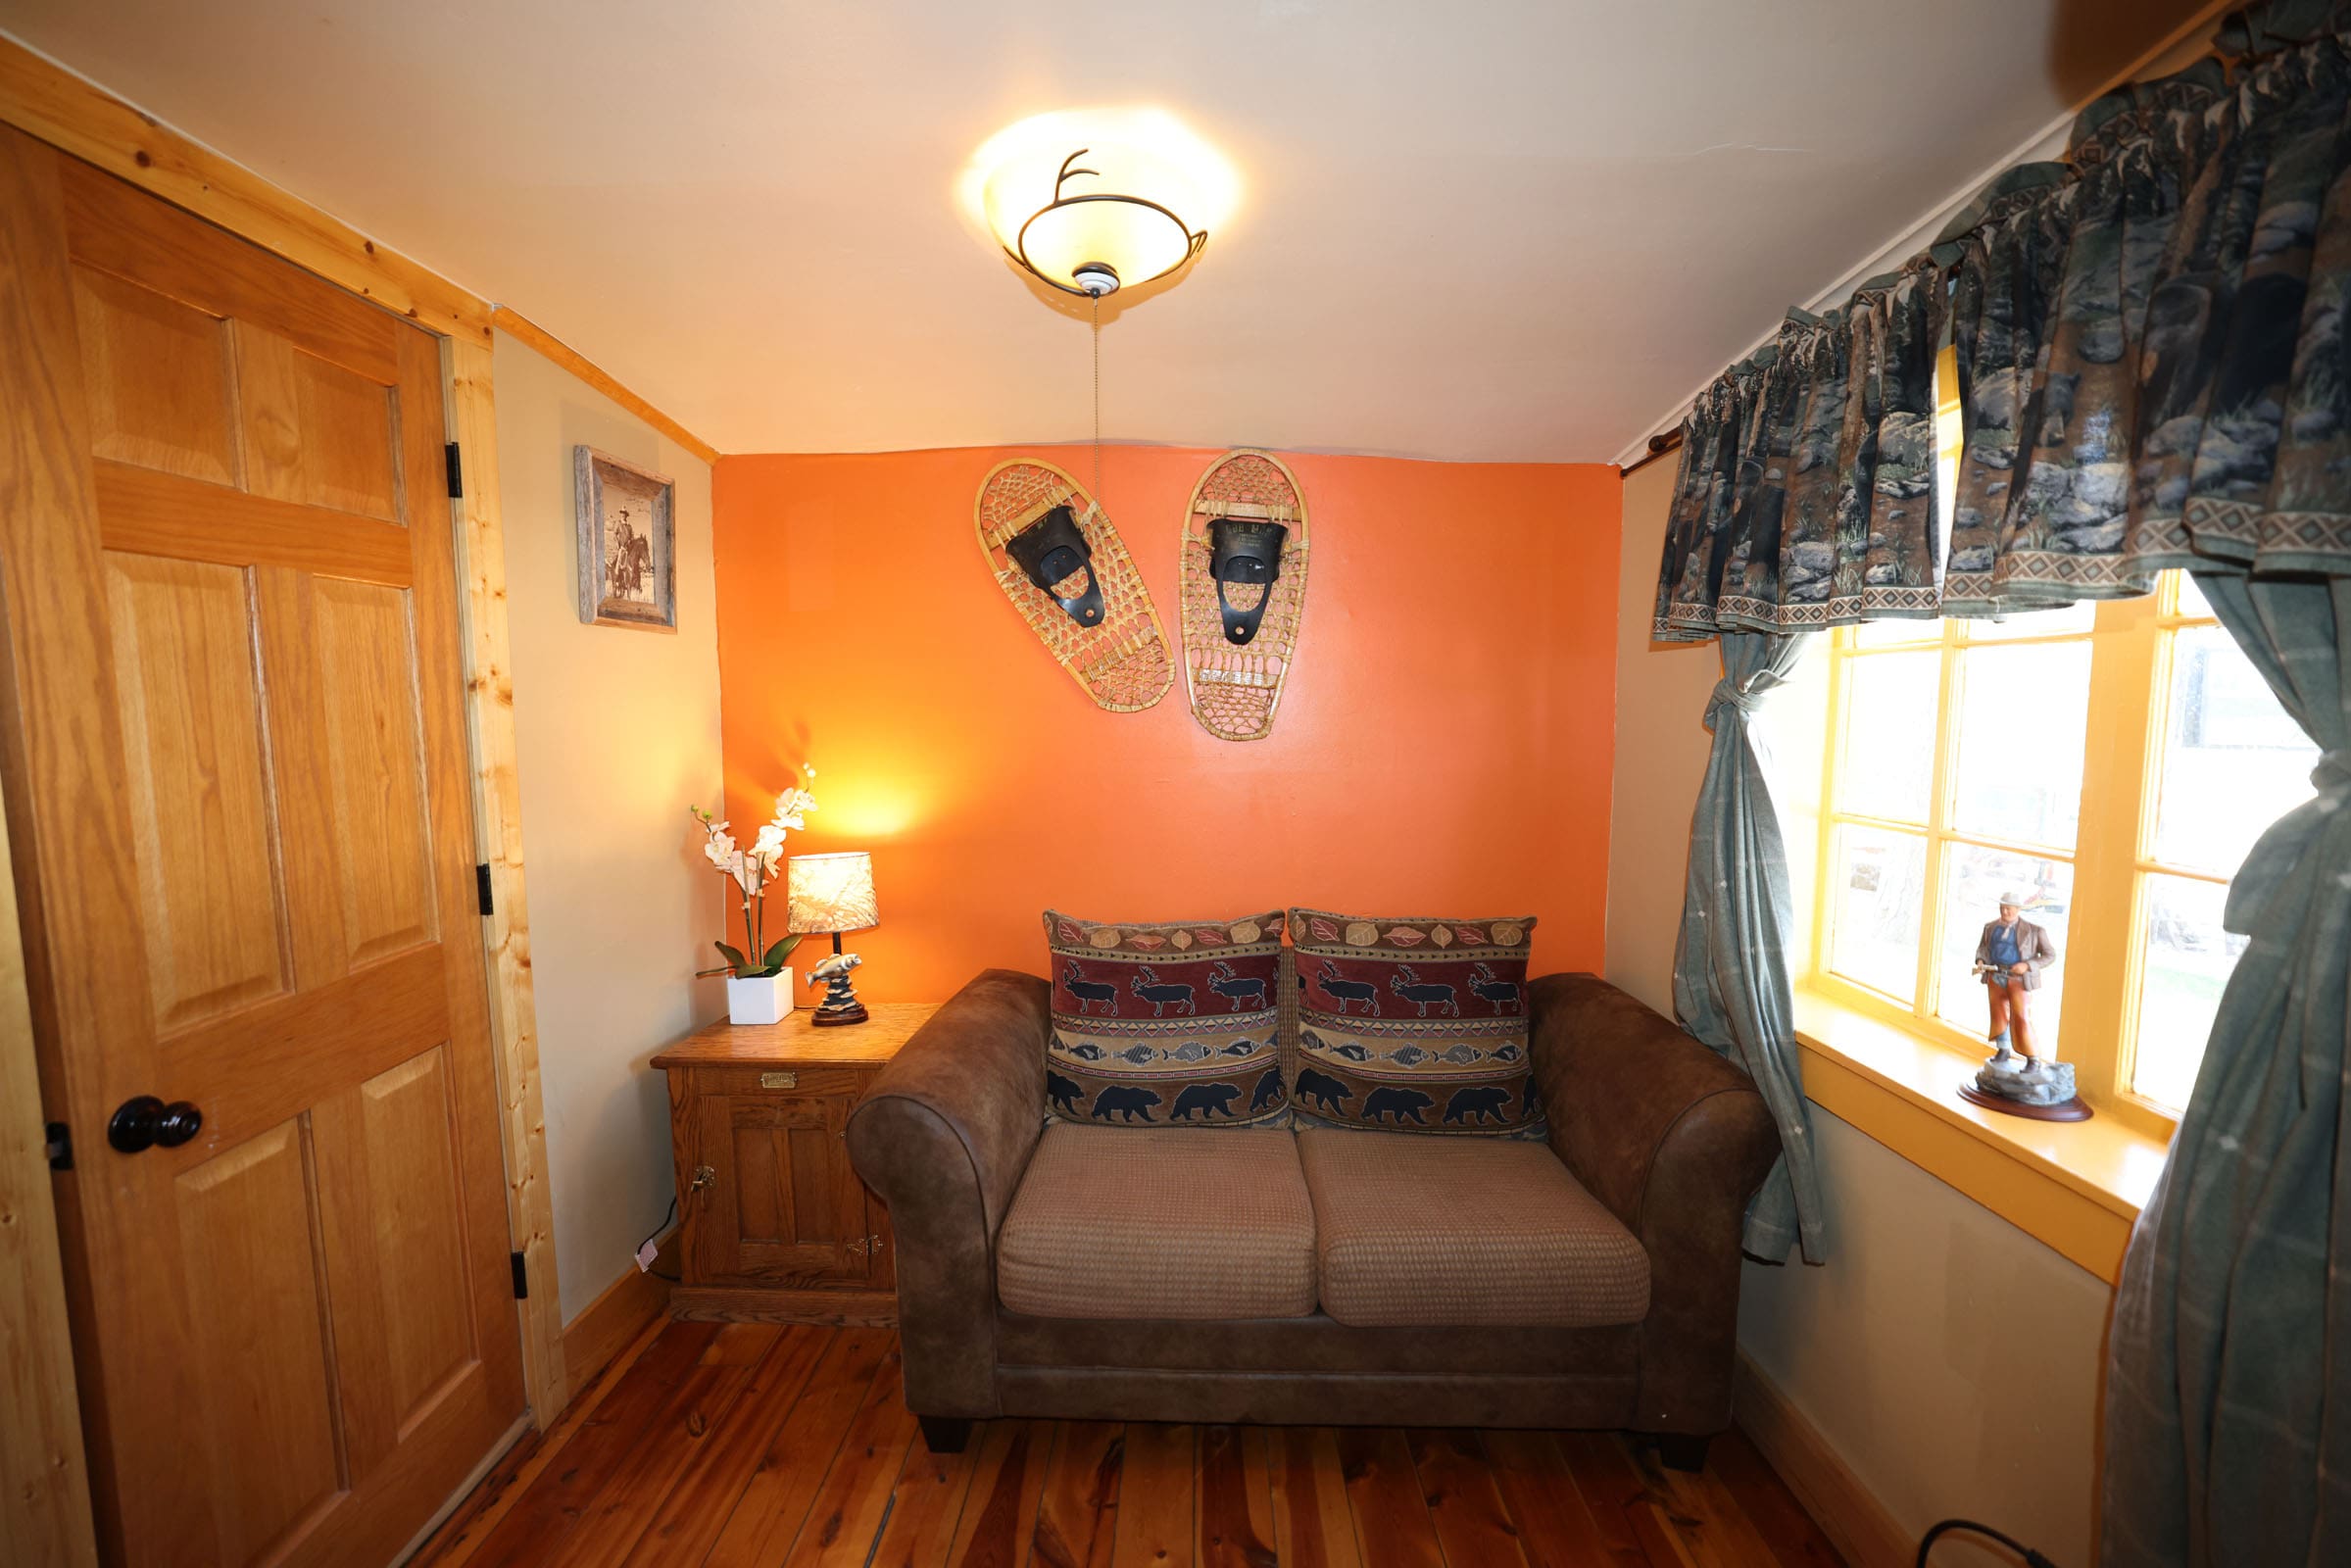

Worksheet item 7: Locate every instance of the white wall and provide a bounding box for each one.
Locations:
[1739,1111,2113,1564]
[494,330,725,1325]
[1606,460,2112,1564]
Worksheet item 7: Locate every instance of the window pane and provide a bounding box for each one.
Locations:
[2173,568,2213,619]
[2131,875,2243,1112]
[1966,601,2097,640]
[1853,618,1940,649]
[2152,625,2319,875]
[1838,653,1939,822]
[1934,845,2074,1054]
[1829,825,1927,1002]
[1950,641,2090,849]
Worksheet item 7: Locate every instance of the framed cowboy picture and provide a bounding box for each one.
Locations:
[574,446,677,630]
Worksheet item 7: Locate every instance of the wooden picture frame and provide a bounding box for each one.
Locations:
[574,445,676,630]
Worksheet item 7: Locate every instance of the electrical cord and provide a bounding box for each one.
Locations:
[1917,1518,2060,1567]
[638,1196,679,1283]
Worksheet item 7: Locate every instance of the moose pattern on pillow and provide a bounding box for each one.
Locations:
[1290,909,1540,1137]
[1043,909,1289,1129]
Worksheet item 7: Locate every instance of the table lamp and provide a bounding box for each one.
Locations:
[786,851,878,1026]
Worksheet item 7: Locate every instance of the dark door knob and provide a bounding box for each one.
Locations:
[108,1096,203,1153]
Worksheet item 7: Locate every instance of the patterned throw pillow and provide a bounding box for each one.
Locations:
[1044,908,1289,1129]
[1289,909,1540,1136]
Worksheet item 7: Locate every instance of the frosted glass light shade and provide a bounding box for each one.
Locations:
[964,110,1237,297]
[1013,193,1197,295]
[785,852,878,934]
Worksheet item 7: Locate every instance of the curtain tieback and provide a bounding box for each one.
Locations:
[2317,750,2350,801]
[1705,680,1760,726]
[2224,750,2351,936]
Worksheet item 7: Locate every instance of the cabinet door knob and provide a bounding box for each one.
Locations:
[689,1163,716,1193]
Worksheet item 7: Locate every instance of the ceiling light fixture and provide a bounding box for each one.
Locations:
[964,110,1237,301]
[1004,148,1204,298]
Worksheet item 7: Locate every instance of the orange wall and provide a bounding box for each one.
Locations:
[712,446,1622,1004]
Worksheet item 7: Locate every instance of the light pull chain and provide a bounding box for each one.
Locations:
[1091,293,1103,513]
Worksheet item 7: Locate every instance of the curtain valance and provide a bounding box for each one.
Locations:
[1653,0,2351,642]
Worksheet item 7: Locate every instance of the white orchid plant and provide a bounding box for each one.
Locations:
[691,765,818,980]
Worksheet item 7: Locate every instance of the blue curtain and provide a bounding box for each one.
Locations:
[2101,590,2350,1568]
[1673,632,1826,1262]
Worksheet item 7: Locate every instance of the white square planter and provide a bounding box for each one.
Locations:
[725,971,792,1026]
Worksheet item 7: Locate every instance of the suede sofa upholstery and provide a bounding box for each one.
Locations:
[845,967,1780,1464]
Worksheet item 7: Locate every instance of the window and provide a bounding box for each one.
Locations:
[2124,573,2320,1111]
[1811,401,2319,1132]
[1821,603,2092,1056]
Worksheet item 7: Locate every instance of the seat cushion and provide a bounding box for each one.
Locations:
[1288,909,1541,1137]
[1043,908,1290,1128]
[1298,1129,1649,1328]
[998,1124,1317,1320]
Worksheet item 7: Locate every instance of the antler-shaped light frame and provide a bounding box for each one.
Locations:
[1008,148,1209,298]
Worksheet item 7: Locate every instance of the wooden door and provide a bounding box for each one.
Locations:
[0,129,523,1566]
[677,1066,876,1288]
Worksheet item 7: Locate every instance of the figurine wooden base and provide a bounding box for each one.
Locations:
[1958,1082,2093,1122]
[811,1000,869,1027]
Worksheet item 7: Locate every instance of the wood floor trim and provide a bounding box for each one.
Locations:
[1734,1351,1911,1568]
[561,1229,678,1396]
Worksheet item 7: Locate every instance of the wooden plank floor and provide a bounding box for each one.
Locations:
[415,1319,1845,1568]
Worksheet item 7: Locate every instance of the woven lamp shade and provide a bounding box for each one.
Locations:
[785,852,878,934]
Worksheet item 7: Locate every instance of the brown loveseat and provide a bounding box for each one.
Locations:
[845,968,1779,1468]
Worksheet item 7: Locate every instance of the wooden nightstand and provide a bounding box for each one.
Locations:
[651,1001,937,1325]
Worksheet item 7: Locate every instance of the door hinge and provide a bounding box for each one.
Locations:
[510,1250,529,1300]
[445,442,465,499]
[45,1121,72,1172]
[476,862,495,917]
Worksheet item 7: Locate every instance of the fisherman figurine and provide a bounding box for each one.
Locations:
[1965,891,2082,1114]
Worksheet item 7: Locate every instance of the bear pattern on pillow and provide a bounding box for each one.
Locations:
[1043,908,1289,1129]
[1290,909,1540,1136]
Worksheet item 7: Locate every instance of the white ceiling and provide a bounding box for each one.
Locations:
[1,0,2207,461]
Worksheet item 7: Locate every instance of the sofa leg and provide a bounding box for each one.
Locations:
[1655,1433,1711,1472]
[920,1417,973,1454]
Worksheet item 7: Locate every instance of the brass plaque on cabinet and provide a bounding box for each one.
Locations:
[759,1070,799,1090]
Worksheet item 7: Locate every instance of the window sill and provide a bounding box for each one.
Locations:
[1790,986,2173,1285]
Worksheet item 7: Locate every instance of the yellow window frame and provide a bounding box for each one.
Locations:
[1806,438,2225,1145]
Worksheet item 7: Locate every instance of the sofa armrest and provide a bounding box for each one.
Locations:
[1528,972,1781,1435]
[847,969,1049,1418]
